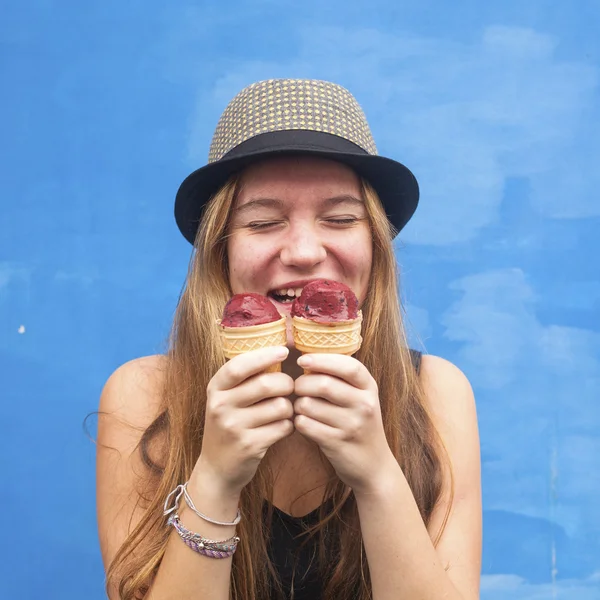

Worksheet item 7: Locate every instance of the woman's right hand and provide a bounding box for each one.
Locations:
[192,346,295,498]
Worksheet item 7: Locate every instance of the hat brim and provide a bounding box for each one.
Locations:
[174,131,419,244]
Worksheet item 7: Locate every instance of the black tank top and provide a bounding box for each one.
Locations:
[265,350,423,599]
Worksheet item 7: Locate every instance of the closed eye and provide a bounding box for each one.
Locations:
[246,221,282,230]
[246,218,360,230]
[325,217,360,225]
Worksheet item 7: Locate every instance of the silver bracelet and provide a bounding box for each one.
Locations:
[163,482,242,526]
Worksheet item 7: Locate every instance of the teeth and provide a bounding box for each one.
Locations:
[272,287,304,298]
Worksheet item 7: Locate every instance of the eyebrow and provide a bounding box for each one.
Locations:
[234,197,284,215]
[322,194,364,208]
[234,194,364,215]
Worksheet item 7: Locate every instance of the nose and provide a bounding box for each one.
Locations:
[279,222,327,269]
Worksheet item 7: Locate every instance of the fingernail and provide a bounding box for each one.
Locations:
[297,355,312,367]
[275,346,289,359]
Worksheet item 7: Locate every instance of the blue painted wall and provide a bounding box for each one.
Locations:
[1,2,598,598]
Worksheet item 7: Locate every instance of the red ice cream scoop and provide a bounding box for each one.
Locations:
[291,279,359,323]
[221,293,282,327]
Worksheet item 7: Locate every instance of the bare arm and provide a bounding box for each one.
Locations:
[293,352,482,600]
[97,356,239,599]
[146,473,241,600]
[354,355,482,599]
[97,348,294,600]
[96,356,168,598]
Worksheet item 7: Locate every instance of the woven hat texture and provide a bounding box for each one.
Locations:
[208,79,377,162]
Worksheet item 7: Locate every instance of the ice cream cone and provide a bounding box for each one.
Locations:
[292,311,363,373]
[218,316,287,373]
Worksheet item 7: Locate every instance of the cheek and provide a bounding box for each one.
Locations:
[340,232,372,301]
[228,238,273,290]
[356,247,373,292]
[339,232,372,271]
[356,231,373,267]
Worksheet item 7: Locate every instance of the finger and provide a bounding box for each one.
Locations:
[213,346,289,391]
[294,373,356,407]
[296,353,372,390]
[232,372,295,408]
[249,418,295,452]
[242,396,294,428]
[293,413,339,446]
[293,396,347,428]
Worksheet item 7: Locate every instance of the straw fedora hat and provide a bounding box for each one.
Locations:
[174,78,419,244]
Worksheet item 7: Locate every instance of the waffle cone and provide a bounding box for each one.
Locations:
[292,312,362,372]
[218,317,287,372]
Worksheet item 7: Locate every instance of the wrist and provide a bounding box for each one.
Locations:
[176,472,241,541]
[352,451,402,498]
[188,461,242,514]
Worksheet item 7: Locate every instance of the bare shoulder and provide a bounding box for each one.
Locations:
[419,354,482,596]
[418,353,480,482]
[97,354,168,575]
[419,354,477,431]
[99,354,168,427]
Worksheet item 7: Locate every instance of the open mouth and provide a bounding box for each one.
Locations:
[268,287,304,305]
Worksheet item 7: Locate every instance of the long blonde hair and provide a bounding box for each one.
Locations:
[106,173,453,599]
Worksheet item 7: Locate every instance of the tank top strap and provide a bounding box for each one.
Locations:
[409,349,423,374]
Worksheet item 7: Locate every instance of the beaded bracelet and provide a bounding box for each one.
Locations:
[167,514,240,559]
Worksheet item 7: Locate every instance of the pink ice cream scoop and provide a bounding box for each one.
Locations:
[221,293,282,327]
[291,279,359,323]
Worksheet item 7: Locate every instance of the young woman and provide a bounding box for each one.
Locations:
[96,79,482,600]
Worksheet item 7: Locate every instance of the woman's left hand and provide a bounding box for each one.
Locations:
[293,353,398,494]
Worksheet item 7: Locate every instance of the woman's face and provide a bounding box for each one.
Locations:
[227,156,373,339]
